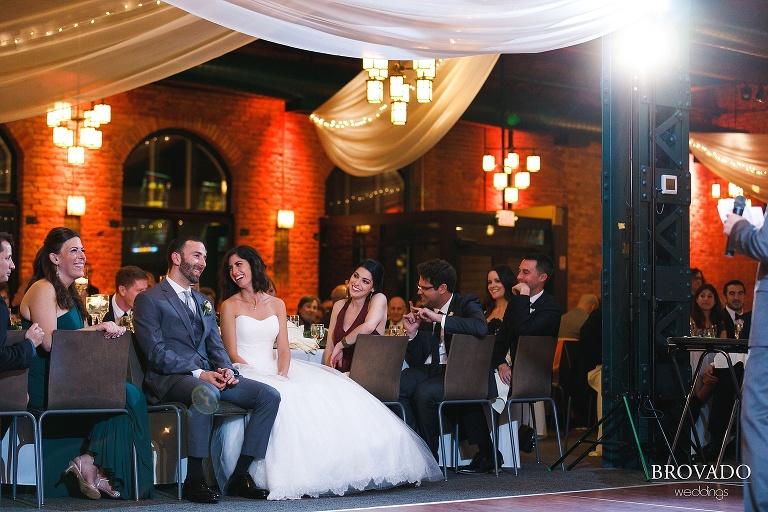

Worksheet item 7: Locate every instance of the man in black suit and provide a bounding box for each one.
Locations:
[458,253,561,473]
[399,259,487,459]
[722,279,752,340]
[0,232,44,373]
[102,265,149,323]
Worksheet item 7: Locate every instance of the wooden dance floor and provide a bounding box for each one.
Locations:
[342,483,744,512]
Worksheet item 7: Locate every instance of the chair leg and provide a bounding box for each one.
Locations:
[174,407,183,500]
[564,395,572,451]
[506,401,518,476]
[530,402,541,464]
[547,398,565,471]
[453,421,459,474]
[37,416,45,507]
[10,417,18,500]
[437,404,448,481]
[488,402,498,476]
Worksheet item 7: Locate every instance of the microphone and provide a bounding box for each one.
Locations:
[725,195,747,257]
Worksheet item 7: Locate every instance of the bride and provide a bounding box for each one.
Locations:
[211,245,442,500]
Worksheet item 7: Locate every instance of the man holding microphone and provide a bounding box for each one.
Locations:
[723,201,767,512]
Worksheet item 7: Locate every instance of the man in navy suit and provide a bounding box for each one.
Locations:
[0,232,44,373]
[134,236,280,503]
[458,253,561,473]
[399,259,487,459]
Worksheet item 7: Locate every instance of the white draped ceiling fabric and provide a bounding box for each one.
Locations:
[690,133,768,204]
[165,0,658,176]
[2,0,656,175]
[0,0,254,124]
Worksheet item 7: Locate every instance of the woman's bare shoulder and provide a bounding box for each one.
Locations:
[21,279,55,303]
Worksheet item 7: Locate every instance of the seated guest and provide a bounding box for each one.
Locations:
[199,286,217,308]
[459,253,560,473]
[296,295,320,333]
[265,276,277,297]
[484,264,515,335]
[321,284,348,327]
[690,284,727,338]
[398,259,487,459]
[558,293,599,427]
[102,266,149,322]
[0,232,44,373]
[409,293,424,310]
[326,259,387,372]
[691,268,705,297]
[722,279,752,339]
[19,227,152,500]
[385,296,407,332]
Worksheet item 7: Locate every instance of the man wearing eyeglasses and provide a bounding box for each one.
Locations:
[399,259,487,459]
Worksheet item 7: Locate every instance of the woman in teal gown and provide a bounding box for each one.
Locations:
[20,227,153,500]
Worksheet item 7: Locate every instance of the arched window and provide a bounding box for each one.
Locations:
[122,130,232,290]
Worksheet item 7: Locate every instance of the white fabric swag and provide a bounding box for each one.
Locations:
[690,132,768,204]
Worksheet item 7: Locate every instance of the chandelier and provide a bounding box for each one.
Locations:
[363,59,437,125]
[484,129,540,206]
[47,101,111,165]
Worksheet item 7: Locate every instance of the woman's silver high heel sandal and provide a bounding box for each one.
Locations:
[65,458,100,500]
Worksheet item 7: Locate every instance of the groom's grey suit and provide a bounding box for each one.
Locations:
[133,278,280,459]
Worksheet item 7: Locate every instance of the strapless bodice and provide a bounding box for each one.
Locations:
[235,314,280,367]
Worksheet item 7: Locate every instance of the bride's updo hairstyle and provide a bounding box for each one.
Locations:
[219,245,271,300]
[355,259,384,302]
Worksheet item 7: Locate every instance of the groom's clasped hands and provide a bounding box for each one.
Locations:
[200,367,239,390]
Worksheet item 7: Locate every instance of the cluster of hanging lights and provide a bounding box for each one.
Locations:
[364,59,436,125]
[47,101,111,165]
[484,145,540,205]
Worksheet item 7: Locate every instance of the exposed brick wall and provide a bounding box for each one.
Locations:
[9,78,763,316]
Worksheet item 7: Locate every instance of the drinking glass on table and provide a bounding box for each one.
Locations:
[310,324,325,347]
[287,315,301,327]
[734,319,744,339]
[86,294,110,324]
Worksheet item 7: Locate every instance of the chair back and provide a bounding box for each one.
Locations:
[349,335,408,401]
[47,330,129,409]
[443,334,495,400]
[510,335,558,399]
[0,330,29,411]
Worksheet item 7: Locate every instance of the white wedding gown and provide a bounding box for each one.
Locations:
[210,315,442,500]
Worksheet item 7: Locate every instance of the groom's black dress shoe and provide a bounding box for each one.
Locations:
[457,451,504,474]
[226,473,269,499]
[182,478,221,503]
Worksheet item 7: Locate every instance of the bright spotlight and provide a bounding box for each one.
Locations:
[615,19,678,74]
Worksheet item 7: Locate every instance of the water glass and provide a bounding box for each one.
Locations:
[310,324,325,345]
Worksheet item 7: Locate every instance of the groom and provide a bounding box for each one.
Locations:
[134,236,280,503]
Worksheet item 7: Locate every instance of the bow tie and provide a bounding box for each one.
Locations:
[735,313,744,321]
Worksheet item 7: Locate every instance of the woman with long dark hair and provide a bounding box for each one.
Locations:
[483,264,515,335]
[325,259,387,372]
[19,227,153,500]
[212,245,440,499]
[690,283,727,337]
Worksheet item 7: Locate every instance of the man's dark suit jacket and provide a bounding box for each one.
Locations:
[722,308,752,340]
[492,292,562,368]
[404,293,487,370]
[0,296,33,372]
[101,294,117,323]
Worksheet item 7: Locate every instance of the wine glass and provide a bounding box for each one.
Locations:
[310,324,325,347]
[734,319,744,339]
[86,294,110,324]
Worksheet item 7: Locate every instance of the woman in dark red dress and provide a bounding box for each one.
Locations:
[325,259,386,372]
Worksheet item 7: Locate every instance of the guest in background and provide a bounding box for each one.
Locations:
[84,263,100,296]
[385,296,407,332]
[484,264,515,335]
[199,286,217,309]
[722,279,752,339]
[144,272,157,289]
[690,284,727,338]
[103,266,149,323]
[691,268,705,297]
[559,294,599,428]
[326,259,387,372]
[0,232,44,373]
[321,284,348,327]
[19,227,152,500]
[296,296,320,333]
[558,294,599,340]
[266,276,277,297]
[409,293,424,310]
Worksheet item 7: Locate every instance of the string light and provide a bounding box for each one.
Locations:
[327,187,401,207]
[690,138,766,176]
[310,105,388,129]
[0,1,163,47]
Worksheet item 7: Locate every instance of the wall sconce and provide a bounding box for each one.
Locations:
[66,194,86,216]
[728,183,743,197]
[711,183,721,198]
[276,209,295,229]
[355,224,371,234]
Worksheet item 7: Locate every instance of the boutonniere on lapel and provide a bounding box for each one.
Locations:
[448,312,454,317]
[202,300,213,316]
